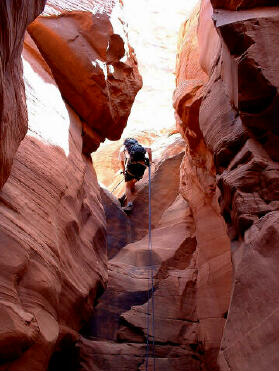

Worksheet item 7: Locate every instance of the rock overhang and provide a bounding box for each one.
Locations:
[27,0,142,155]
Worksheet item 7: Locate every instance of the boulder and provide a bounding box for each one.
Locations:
[27,0,142,153]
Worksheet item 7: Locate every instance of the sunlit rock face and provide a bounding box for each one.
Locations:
[0,0,46,189]
[175,0,279,370]
[27,0,142,154]
[0,0,142,370]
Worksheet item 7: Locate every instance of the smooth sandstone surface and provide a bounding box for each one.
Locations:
[0,30,108,371]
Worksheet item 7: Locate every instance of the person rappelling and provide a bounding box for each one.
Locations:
[118,138,152,213]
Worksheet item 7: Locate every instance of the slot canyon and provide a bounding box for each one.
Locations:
[0,0,278,370]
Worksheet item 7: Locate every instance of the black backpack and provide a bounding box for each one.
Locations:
[125,143,148,180]
[128,143,146,162]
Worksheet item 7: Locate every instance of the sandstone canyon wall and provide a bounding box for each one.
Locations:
[0,0,278,370]
[0,1,141,370]
[174,0,278,370]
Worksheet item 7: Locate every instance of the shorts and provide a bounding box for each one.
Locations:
[124,162,147,182]
[124,171,136,182]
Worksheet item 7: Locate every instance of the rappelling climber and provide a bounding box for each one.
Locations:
[118,138,152,213]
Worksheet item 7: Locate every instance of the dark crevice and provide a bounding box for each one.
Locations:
[215,133,248,173]
[47,333,80,371]
[219,22,255,57]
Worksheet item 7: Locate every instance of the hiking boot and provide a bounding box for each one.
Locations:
[122,201,133,214]
[118,194,127,207]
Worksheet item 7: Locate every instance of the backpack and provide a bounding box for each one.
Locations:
[125,143,148,180]
[128,143,146,162]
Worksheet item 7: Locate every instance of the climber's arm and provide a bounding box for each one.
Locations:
[145,147,152,165]
[119,146,126,173]
[120,160,125,173]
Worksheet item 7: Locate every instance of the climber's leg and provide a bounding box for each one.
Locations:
[125,179,137,202]
[118,193,127,207]
[121,178,137,213]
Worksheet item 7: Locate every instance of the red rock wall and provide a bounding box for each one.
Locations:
[0,25,106,371]
[0,1,142,370]
[175,0,279,370]
[174,3,232,368]
[0,0,46,189]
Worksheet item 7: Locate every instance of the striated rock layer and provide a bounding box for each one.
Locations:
[0,0,141,370]
[0,0,46,189]
[174,0,279,370]
[174,3,232,368]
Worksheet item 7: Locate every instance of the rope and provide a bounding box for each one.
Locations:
[145,164,155,371]
[111,177,124,193]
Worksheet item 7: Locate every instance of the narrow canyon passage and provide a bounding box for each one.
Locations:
[0,1,278,371]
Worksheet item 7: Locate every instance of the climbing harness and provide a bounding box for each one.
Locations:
[145,164,156,371]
